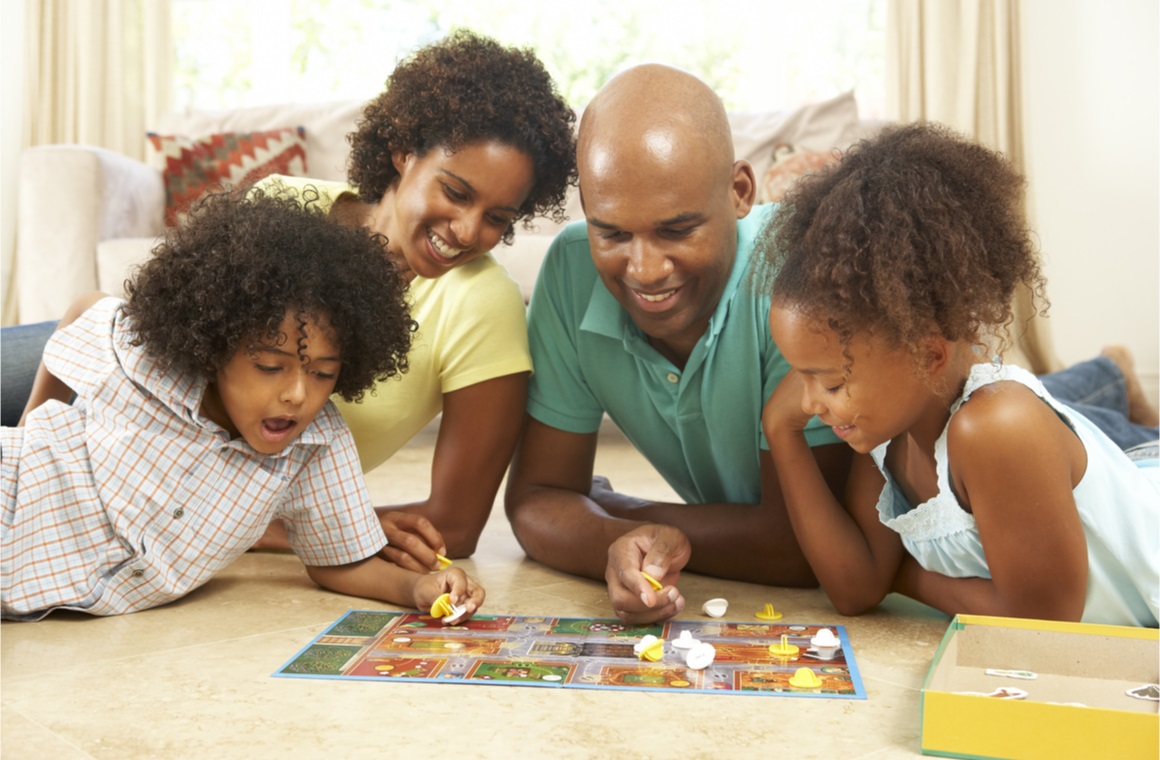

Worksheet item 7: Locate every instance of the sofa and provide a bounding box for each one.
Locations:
[14,91,878,324]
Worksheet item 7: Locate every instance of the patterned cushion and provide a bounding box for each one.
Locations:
[147,127,308,226]
[758,143,841,204]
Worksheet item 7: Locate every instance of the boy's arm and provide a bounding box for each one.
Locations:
[18,291,109,425]
[762,370,904,616]
[304,556,484,616]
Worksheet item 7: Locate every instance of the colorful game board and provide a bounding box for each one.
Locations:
[275,610,866,699]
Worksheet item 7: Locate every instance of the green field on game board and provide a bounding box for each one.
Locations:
[275,610,867,698]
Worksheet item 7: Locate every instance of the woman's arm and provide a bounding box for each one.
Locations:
[762,370,905,615]
[895,383,1089,621]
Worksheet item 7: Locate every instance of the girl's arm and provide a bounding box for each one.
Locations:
[373,372,529,569]
[763,370,906,615]
[304,556,485,618]
[893,382,1088,621]
[18,291,110,425]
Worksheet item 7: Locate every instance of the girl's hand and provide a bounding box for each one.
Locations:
[412,567,485,624]
[763,369,815,441]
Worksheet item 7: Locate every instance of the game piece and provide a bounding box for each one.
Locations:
[984,668,1038,680]
[640,571,663,591]
[685,642,716,670]
[632,634,658,655]
[1127,684,1159,701]
[636,637,665,662]
[768,634,799,658]
[435,554,453,569]
[671,630,700,650]
[809,628,840,660]
[789,667,822,688]
[701,598,728,618]
[754,602,782,621]
[430,593,455,618]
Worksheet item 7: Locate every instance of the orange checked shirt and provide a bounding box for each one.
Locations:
[0,298,386,619]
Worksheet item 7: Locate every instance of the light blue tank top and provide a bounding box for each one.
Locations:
[869,362,1159,627]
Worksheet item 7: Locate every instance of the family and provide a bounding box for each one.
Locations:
[3,32,1157,628]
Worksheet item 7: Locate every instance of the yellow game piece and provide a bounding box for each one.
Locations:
[435,554,452,569]
[768,634,800,657]
[640,571,663,591]
[754,603,782,621]
[638,638,665,662]
[789,667,823,688]
[429,592,454,618]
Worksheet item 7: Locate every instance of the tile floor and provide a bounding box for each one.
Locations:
[1,421,952,759]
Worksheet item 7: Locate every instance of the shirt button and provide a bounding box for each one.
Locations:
[666,372,679,384]
[173,508,185,519]
[131,569,144,578]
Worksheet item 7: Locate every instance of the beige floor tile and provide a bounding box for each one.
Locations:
[1,420,952,758]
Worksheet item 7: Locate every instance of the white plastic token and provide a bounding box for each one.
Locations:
[810,628,840,648]
[632,634,659,655]
[685,642,716,670]
[671,630,700,650]
[392,637,412,643]
[701,598,728,618]
[542,674,563,682]
[444,603,469,624]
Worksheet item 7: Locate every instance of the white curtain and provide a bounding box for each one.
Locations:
[886,0,1058,373]
[4,0,170,324]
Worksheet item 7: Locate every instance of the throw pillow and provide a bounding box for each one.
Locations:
[147,126,308,226]
[758,143,842,205]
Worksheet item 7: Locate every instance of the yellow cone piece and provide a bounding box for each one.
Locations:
[430,592,454,618]
[754,602,783,621]
[768,633,799,657]
[789,667,823,688]
[638,638,665,662]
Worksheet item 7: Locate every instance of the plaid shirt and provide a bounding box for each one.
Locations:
[1,298,387,619]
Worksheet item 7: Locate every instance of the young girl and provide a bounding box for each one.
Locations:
[758,123,1159,627]
[1,190,485,620]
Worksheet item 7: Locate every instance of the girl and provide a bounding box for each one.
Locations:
[2,190,485,620]
[757,123,1159,627]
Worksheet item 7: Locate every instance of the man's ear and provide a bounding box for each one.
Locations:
[731,160,757,218]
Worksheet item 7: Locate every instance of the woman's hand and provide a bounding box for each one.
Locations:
[375,511,448,573]
[412,567,486,624]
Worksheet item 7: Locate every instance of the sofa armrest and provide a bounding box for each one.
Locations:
[16,145,165,322]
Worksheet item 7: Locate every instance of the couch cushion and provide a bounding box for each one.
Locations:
[147,127,309,226]
[97,237,162,297]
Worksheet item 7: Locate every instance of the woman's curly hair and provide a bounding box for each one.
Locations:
[756,121,1047,371]
[347,29,577,244]
[123,188,417,402]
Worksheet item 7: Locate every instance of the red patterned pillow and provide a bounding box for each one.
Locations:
[147,127,309,226]
[758,143,841,204]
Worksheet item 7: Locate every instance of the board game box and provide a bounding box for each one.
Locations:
[275,610,866,699]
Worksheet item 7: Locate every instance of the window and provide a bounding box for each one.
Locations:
[173,0,885,116]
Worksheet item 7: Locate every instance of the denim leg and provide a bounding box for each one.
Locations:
[1041,356,1159,450]
[1,321,57,427]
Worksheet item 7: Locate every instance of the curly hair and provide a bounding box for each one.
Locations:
[756,122,1046,370]
[123,188,416,402]
[347,29,577,244]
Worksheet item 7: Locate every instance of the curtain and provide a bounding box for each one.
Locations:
[886,0,1058,373]
[4,0,170,324]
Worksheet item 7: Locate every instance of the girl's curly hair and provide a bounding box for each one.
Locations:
[347,29,577,244]
[123,188,416,402]
[756,122,1047,370]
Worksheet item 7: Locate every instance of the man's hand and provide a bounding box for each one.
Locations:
[605,524,692,624]
[375,510,448,573]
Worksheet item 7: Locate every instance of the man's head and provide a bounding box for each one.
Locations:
[578,64,755,365]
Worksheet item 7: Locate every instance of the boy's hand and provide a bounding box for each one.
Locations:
[375,511,447,573]
[605,524,691,625]
[413,567,485,624]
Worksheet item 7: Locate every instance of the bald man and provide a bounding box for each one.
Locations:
[504,65,850,624]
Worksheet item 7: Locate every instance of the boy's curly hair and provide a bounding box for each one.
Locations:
[347,29,577,244]
[756,122,1047,370]
[123,188,416,402]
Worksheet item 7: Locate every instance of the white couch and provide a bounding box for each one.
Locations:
[15,91,875,323]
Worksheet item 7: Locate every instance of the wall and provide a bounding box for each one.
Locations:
[1,0,27,322]
[1022,0,1159,405]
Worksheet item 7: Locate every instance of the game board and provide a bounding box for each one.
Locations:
[275,610,866,699]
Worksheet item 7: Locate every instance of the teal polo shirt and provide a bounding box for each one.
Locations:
[526,204,838,506]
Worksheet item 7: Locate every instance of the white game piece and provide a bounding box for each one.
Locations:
[542,674,563,682]
[671,630,700,650]
[633,634,659,655]
[444,603,469,624]
[809,628,840,660]
[701,598,728,618]
[685,642,716,670]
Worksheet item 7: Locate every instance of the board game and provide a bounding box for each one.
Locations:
[275,610,866,699]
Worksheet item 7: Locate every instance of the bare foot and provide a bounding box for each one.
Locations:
[1102,345,1160,427]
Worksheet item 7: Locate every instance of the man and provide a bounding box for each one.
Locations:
[504,64,850,624]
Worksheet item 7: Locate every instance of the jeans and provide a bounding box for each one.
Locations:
[1041,355,1160,450]
[1,320,57,427]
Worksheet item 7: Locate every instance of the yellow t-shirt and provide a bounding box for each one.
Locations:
[259,175,533,472]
